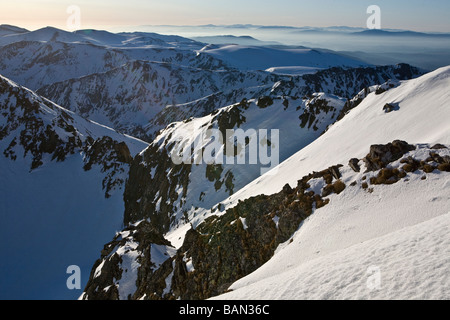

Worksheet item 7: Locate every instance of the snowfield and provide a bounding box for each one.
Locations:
[218,65,450,210]
[209,66,450,300]
[213,147,450,299]
[197,45,368,71]
[215,212,450,300]
[1,24,449,300]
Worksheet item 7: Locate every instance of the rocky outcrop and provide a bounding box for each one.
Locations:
[299,95,340,131]
[363,140,416,171]
[82,220,174,300]
[0,75,140,198]
[83,140,449,300]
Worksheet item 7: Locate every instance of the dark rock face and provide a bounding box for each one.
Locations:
[273,64,424,100]
[256,96,274,109]
[431,143,447,150]
[349,158,361,172]
[84,159,358,300]
[383,102,400,113]
[123,144,192,229]
[363,140,416,171]
[84,172,332,300]
[383,103,396,113]
[83,137,133,198]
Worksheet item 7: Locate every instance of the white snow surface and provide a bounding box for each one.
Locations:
[197,45,367,71]
[0,75,148,299]
[219,65,450,211]
[210,66,450,300]
[214,168,450,299]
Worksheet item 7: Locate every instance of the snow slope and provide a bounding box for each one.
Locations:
[0,75,148,299]
[214,146,450,299]
[210,66,450,300]
[0,26,204,49]
[265,66,323,76]
[0,153,127,299]
[197,45,368,71]
[219,65,450,210]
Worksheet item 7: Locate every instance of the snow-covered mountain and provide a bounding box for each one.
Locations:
[196,45,368,71]
[80,66,450,300]
[37,63,424,141]
[1,25,447,301]
[0,24,28,37]
[0,41,130,90]
[0,40,228,92]
[0,26,204,49]
[0,74,148,299]
[36,60,284,140]
[1,26,422,143]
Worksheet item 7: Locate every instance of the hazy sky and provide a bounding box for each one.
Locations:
[1,0,450,33]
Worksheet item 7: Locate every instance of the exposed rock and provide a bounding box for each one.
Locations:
[329,165,342,180]
[363,140,415,171]
[348,158,361,172]
[431,143,447,150]
[282,183,294,194]
[82,221,174,300]
[256,96,274,109]
[83,140,449,300]
[383,103,398,113]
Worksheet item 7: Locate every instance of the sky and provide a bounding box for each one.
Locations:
[1,0,450,33]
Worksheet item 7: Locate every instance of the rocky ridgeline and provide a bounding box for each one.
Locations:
[37,63,424,142]
[81,140,450,300]
[271,63,424,100]
[37,60,283,142]
[122,93,348,236]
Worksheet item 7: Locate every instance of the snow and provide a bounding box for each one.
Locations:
[0,154,125,300]
[213,148,450,299]
[165,223,193,249]
[219,66,450,211]
[162,261,176,296]
[265,66,323,76]
[197,45,368,71]
[183,254,195,273]
[214,212,450,300]
[115,239,140,300]
[209,66,450,300]
[240,217,248,230]
[150,244,176,271]
[0,27,203,49]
